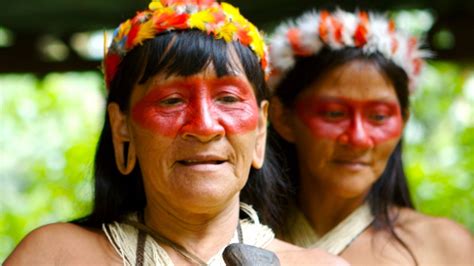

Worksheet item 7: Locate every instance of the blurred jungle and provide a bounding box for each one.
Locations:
[1,0,473,261]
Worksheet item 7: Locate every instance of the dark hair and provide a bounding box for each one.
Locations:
[271,47,416,262]
[75,30,288,230]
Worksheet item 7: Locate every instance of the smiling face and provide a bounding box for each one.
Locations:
[278,60,405,199]
[112,64,268,214]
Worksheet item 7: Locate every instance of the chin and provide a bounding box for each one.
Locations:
[176,185,239,209]
[335,188,369,199]
[330,172,376,199]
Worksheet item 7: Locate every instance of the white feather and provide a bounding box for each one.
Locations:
[297,11,323,53]
[335,9,357,46]
[267,9,427,92]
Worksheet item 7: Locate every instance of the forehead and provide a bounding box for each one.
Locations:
[304,60,398,101]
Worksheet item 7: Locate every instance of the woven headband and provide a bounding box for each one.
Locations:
[103,0,269,90]
[268,10,430,92]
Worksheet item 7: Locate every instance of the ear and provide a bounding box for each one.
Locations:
[108,103,136,175]
[251,100,269,169]
[269,96,296,143]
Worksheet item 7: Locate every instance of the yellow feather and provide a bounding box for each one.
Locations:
[149,0,164,11]
[116,20,132,41]
[217,22,237,42]
[134,19,157,46]
[189,10,215,31]
[249,27,265,59]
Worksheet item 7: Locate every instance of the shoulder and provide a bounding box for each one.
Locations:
[4,222,121,265]
[396,208,473,263]
[397,208,472,243]
[267,239,349,266]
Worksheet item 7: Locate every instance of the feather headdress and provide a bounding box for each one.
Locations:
[103,0,268,90]
[268,9,430,92]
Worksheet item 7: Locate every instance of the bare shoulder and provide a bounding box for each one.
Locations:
[267,239,349,266]
[4,222,121,265]
[397,208,473,263]
[397,208,473,245]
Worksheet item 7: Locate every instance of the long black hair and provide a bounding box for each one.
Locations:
[75,30,289,230]
[271,47,416,262]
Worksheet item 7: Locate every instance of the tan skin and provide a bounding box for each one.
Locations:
[271,60,473,265]
[5,51,347,265]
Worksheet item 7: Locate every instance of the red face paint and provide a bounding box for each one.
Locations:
[296,96,403,148]
[131,76,259,137]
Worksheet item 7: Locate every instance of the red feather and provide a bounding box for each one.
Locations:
[330,16,343,44]
[104,54,121,89]
[319,11,330,42]
[126,24,141,49]
[354,12,369,47]
[154,12,189,30]
[237,28,252,45]
[354,24,368,47]
[388,19,396,33]
[287,28,311,56]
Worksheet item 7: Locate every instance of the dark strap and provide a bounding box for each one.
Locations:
[135,230,147,266]
[237,222,243,244]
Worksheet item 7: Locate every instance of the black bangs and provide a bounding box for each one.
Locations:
[138,30,235,82]
[108,30,267,111]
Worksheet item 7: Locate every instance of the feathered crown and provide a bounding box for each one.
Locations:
[268,9,430,92]
[103,0,268,90]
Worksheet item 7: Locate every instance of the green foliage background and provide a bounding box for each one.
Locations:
[1,62,473,261]
[0,73,103,259]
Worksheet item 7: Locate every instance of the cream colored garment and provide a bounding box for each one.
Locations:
[103,203,275,266]
[284,202,373,255]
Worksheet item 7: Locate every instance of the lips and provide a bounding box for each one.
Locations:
[333,159,370,165]
[332,158,370,171]
[179,160,226,165]
[177,155,227,166]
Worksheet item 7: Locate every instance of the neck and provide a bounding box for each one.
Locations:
[144,196,240,263]
[297,174,368,236]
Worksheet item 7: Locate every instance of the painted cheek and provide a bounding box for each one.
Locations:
[209,77,259,134]
[364,114,403,143]
[362,102,403,144]
[214,105,259,134]
[131,88,188,137]
[295,100,350,139]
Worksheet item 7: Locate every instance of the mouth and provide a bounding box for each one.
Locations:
[178,159,227,166]
[334,159,369,164]
[176,155,228,167]
[333,159,370,169]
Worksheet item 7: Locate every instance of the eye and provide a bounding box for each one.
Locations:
[320,110,347,121]
[159,97,184,106]
[217,95,240,104]
[369,113,388,123]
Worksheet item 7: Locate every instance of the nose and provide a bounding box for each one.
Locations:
[181,98,225,142]
[337,113,374,149]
